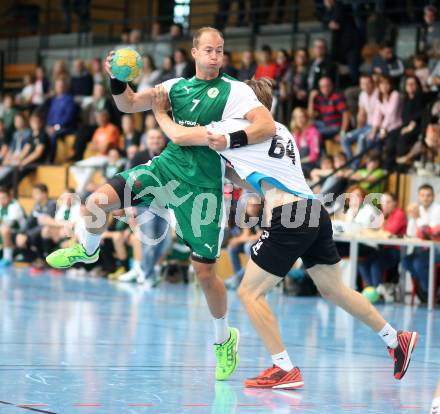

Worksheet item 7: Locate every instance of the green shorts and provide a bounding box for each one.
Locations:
[108,158,225,262]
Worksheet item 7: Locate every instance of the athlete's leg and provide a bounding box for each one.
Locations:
[237,259,285,355]
[307,263,386,331]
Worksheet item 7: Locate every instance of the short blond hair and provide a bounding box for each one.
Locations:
[244,77,273,111]
[193,27,224,48]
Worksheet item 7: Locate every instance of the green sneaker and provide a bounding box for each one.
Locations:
[214,327,240,381]
[46,243,100,269]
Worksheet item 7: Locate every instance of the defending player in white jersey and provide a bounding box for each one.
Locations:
[152,78,419,390]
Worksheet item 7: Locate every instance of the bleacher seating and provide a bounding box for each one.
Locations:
[3,63,37,91]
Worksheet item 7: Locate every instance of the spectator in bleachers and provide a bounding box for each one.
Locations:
[73,83,117,161]
[371,42,404,86]
[402,183,440,302]
[0,113,32,186]
[307,38,338,91]
[90,58,106,86]
[157,56,175,84]
[51,60,69,87]
[308,76,349,141]
[418,5,440,56]
[130,127,166,168]
[397,121,439,166]
[0,186,26,268]
[129,29,143,51]
[0,120,7,163]
[321,0,362,85]
[46,77,77,161]
[70,59,94,99]
[342,73,378,166]
[320,152,351,196]
[70,109,119,193]
[169,23,184,40]
[290,107,320,176]
[15,183,56,268]
[174,48,195,78]
[384,75,425,170]
[134,54,160,92]
[16,74,35,108]
[103,148,125,181]
[280,48,309,111]
[121,114,141,156]
[237,50,257,82]
[358,192,407,288]
[151,21,161,40]
[427,54,440,92]
[412,54,430,92]
[350,154,386,194]
[0,94,18,143]
[31,66,50,106]
[222,51,238,78]
[274,50,290,82]
[255,45,277,80]
[226,195,263,289]
[367,75,402,163]
[310,155,334,189]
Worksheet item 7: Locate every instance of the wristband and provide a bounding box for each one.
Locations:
[110,78,127,95]
[224,133,231,148]
[229,130,248,149]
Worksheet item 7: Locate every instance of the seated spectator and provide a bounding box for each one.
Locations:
[0,120,8,163]
[31,66,49,106]
[308,76,349,141]
[103,148,125,181]
[70,59,94,99]
[418,5,440,56]
[310,155,334,188]
[280,48,309,112]
[90,58,106,85]
[397,121,439,165]
[402,184,440,302]
[255,45,277,80]
[15,183,56,267]
[0,186,26,267]
[51,60,69,88]
[384,76,425,170]
[70,109,120,193]
[342,74,378,167]
[130,127,166,168]
[367,75,402,164]
[0,94,18,143]
[134,54,160,92]
[174,48,195,78]
[321,0,362,86]
[0,113,32,186]
[274,50,290,83]
[237,51,257,82]
[169,23,183,40]
[15,74,35,108]
[358,192,407,288]
[226,195,263,289]
[351,154,386,194]
[222,51,238,78]
[73,83,118,161]
[320,152,351,197]
[413,54,430,92]
[307,38,338,91]
[121,114,141,156]
[158,56,175,83]
[290,107,320,176]
[46,77,77,161]
[371,42,404,86]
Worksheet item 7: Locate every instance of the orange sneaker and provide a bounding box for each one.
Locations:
[388,330,419,380]
[244,365,304,390]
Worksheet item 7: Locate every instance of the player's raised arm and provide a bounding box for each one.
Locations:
[152,86,209,146]
[105,50,155,113]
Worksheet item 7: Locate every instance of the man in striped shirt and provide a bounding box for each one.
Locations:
[308,76,349,142]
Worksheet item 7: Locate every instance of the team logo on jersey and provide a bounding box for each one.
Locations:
[183,86,192,94]
[207,87,219,98]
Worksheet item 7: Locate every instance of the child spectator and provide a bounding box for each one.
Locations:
[351,154,386,194]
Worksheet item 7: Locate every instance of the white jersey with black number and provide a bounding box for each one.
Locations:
[207,119,314,199]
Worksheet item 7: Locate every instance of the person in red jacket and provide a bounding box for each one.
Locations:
[358,192,407,287]
[255,45,277,80]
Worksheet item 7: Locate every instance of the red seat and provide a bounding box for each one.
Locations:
[410,263,440,306]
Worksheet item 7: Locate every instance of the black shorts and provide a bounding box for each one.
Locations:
[251,199,341,277]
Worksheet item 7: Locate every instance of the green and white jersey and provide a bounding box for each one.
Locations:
[159,74,262,189]
[0,200,26,231]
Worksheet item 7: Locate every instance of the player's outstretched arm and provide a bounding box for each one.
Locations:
[105,50,154,113]
[152,86,208,146]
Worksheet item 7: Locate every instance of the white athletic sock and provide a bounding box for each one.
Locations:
[378,323,398,348]
[213,315,229,344]
[272,350,294,372]
[431,396,440,413]
[80,229,101,256]
[3,247,13,262]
